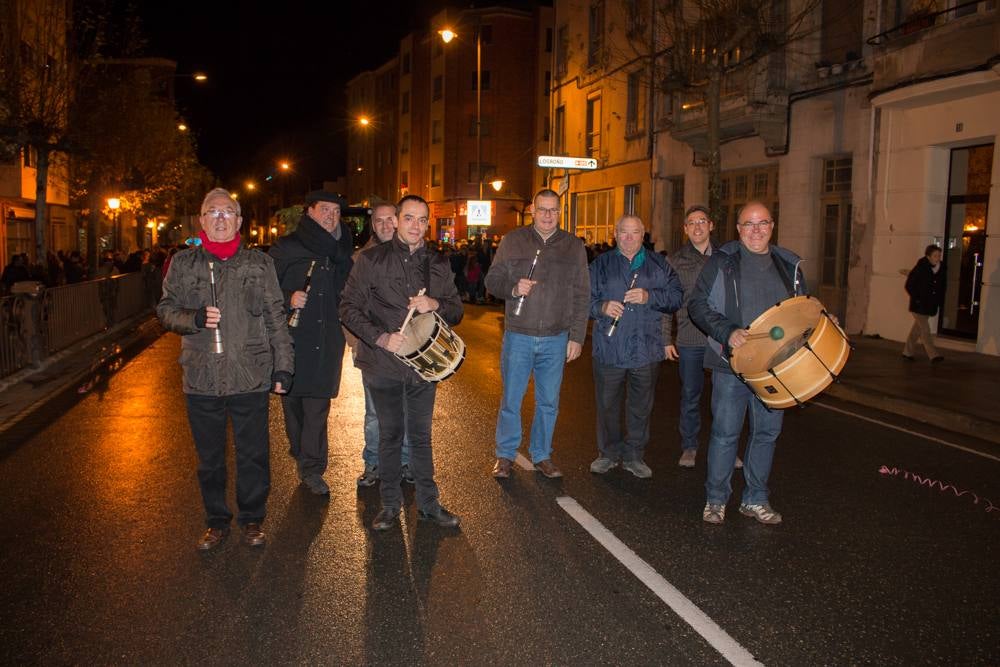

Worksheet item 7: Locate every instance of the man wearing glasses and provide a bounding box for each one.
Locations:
[688,201,805,526]
[485,189,590,479]
[158,188,293,549]
[662,204,719,469]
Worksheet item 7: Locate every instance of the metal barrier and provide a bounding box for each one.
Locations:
[0,272,159,379]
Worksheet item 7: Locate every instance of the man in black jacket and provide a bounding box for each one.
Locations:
[270,191,354,495]
[903,245,944,362]
[340,195,463,531]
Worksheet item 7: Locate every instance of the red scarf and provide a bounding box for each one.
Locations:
[198,231,241,261]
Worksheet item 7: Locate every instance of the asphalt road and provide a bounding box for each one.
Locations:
[1,304,997,665]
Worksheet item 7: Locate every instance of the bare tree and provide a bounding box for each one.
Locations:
[0,0,74,262]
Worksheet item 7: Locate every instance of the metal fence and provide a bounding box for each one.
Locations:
[0,272,159,380]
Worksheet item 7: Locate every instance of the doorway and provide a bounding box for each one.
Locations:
[940,144,992,339]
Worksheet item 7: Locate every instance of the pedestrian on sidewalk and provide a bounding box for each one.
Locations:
[158,188,294,551]
[485,189,590,480]
[269,191,354,496]
[348,202,412,489]
[588,214,682,479]
[903,244,945,362]
[340,195,463,531]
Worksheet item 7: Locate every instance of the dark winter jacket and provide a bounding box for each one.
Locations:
[688,240,806,372]
[484,226,590,343]
[157,244,294,396]
[590,249,683,368]
[269,215,354,398]
[905,256,944,316]
[662,240,718,348]
[340,237,463,383]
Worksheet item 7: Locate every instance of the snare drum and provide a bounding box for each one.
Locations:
[730,295,851,409]
[395,311,466,382]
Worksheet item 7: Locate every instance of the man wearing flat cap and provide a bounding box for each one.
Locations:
[270,190,354,494]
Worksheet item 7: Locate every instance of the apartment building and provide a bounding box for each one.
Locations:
[346,57,400,206]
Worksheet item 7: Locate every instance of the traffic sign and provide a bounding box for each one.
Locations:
[536,155,599,170]
[467,200,492,226]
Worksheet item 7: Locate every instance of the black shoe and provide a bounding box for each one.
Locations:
[417,505,461,528]
[401,464,415,484]
[931,356,944,363]
[902,354,915,362]
[302,474,330,495]
[372,508,400,531]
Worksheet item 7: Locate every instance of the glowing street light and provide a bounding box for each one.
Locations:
[107,197,121,250]
[193,72,208,82]
[490,179,505,192]
[279,161,291,171]
[246,182,256,191]
[439,28,456,44]
[358,116,371,127]
[177,123,188,132]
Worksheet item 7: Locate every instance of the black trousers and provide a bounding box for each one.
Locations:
[363,372,439,512]
[185,391,271,529]
[281,395,331,479]
[592,360,660,462]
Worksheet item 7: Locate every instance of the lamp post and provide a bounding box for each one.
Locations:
[107,197,121,250]
[440,26,483,200]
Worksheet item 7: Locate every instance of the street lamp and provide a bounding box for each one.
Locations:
[177,123,188,132]
[490,178,505,192]
[107,197,121,250]
[440,26,483,200]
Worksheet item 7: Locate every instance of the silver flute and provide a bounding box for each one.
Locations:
[207,261,224,354]
[607,272,639,337]
[513,249,541,316]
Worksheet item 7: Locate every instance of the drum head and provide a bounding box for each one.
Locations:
[396,313,438,356]
[731,296,824,375]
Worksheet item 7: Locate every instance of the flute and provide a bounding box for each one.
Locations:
[513,249,540,316]
[207,261,224,354]
[607,272,639,337]
[287,260,317,328]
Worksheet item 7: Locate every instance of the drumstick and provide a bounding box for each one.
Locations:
[399,288,427,334]
[744,326,787,341]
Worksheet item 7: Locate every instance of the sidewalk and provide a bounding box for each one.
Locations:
[824,334,1000,445]
[1,318,997,446]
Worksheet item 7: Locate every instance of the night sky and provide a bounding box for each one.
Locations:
[138,0,458,189]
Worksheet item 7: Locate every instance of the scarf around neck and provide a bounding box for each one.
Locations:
[199,230,241,261]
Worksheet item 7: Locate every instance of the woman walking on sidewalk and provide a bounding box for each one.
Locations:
[903,244,945,362]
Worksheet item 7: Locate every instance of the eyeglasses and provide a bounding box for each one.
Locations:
[737,220,773,231]
[203,208,238,220]
[685,218,710,227]
[535,207,560,216]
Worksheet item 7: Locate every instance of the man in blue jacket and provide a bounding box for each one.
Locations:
[688,202,805,525]
[589,215,682,478]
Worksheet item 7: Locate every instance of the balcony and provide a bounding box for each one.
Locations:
[867,0,998,95]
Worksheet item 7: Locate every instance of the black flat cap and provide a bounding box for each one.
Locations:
[304,190,347,209]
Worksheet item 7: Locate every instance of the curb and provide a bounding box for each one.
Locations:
[824,381,1000,446]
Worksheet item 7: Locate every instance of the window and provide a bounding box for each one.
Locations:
[401,131,410,154]
[555,25,569,77]
[554,105,566,154]
[543,116,550,142]
[544,71,551,97]
[545,27,553,53]
[480,25,493,44]
[402,53,411,75]
[472,71,491,90]
[468,162,497,184]
[624,184,641,218]
[824,157,852,192]
[626,71,645,136]
[22,145,37,168]
[718,165,778,242]
[468,116,492,136]
[820,157,853,293]
[821,0,862,63]
[433,76,443,101]
[669,176,685,250]
[401,91,410,114]
[432,120,442,144]
[431,164,441,187]
[572,189,614,243]
[625,0,646,37]
[586,96,602,158]
[588,1,605,69]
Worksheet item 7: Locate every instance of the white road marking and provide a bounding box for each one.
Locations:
[812,401,1000,463]
[556,496,763,667]
[514,453,535,471]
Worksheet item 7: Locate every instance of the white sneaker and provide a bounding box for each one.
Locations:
[739,503,782,525]
[678,449,697,468]
[589,457,618,474]
[702,503,726,524]
[621,459,652,479]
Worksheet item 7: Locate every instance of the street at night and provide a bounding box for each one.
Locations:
[1,305,996,665]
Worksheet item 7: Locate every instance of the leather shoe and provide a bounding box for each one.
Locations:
[492,457,513,478]
[372,508,400,531]
[534,459,563,478]
[418,505,461,528]
[242,523,266,547]
[196,527,229,551]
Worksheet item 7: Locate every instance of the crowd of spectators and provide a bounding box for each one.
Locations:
[0,247,174,296]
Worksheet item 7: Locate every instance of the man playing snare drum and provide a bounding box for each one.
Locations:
[688,201,806,526]
[340,195,464,531]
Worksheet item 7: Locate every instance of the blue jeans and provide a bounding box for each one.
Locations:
[495,331,568,463]
[677,345,707,451]
[705,371,783,506]
[362,378,410,468]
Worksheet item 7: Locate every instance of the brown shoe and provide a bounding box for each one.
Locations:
[534,459,563,478]
[492,457,513,478]
[196,527,229,551]
[242,523,266,547]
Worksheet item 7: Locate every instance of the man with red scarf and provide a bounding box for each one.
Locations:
[158,188,294,550]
